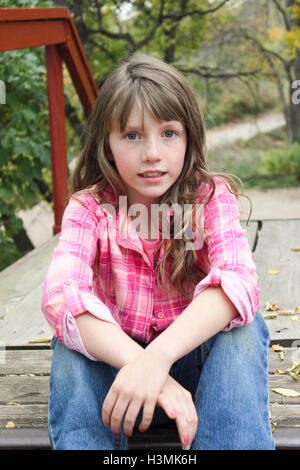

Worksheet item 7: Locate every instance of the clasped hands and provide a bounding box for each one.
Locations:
[102,347,198,450]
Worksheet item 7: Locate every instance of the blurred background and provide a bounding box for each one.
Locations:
[0,0,300,271]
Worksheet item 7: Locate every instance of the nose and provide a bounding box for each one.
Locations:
[143,136,162,162]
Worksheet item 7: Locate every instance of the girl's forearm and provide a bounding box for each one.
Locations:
[146,287,239,367]
[75,313,145,369]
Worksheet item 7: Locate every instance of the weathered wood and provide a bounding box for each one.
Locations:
[270,403,300,427]
[0,349,52,375]
[0,235,58,347]
[0,376,49,405]
[0,428,50,449]
[268,347,300,371]
[241,220,259,252]
[0,405,48,428]
[254,219,300,343]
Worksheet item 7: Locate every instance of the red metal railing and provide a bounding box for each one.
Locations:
[0,8,98,234]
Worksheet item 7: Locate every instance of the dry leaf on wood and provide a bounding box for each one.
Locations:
[290,247,300,252]
[265,301,280,311]
[272,388,300,398]
[5,421,15,428]
[28,337,52,344]
[268,268,280,275]
[272,344,286,352]
[264,313,277,319]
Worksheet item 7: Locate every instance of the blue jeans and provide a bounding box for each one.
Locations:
[48,311,275,450]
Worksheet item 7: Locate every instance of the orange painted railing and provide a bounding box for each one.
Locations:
[0,8,98,234]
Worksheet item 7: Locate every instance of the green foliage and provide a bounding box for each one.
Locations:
[260,142,300,183]
[0,0,55,270]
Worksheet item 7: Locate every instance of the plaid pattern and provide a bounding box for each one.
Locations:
[41,177,260,359]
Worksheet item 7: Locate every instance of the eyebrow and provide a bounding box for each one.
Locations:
[124,120,183,130]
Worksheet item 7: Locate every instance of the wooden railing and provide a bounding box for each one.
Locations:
[0,8,98,234]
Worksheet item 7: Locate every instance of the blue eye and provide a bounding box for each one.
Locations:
[164,130,176,138]
[126,132,138,140]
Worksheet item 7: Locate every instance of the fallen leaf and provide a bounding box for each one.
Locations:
[265,301,280,311]
[264,313,277,319]
[28,336,52,344]
[272,388,300,398]
[295,306,300,314]
[290,247,300,252]
[278,310,295,316]
[272,344,286,352]
[5,421,15,429]
[268,268,280,275]
[290,315,299,322]
[280,351,285,361]
[274,369,286,375]
[6,402,21,406]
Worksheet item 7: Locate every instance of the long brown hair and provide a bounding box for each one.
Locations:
[70,54,252,298]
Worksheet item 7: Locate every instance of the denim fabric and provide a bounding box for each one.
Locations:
[48,311,275,450]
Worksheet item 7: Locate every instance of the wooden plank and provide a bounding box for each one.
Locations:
[0,7,69,22]
[0,428,50,450]
[254,220,300,343]
[0,405,48,428]
[270,403,300,427]
[269,375,300,404]
[0,376,49,405]
[0,236,59,346]
[0,350,52,375]
[0,20,66,52]
[241,220,258,252]
[268,347,300,372]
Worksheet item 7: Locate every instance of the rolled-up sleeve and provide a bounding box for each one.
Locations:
[193,177,260,330]
[41,195,120,360]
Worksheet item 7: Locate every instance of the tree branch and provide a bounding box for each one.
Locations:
[162,0,230,21]
[271,0,291,31]
[177,66,261,80]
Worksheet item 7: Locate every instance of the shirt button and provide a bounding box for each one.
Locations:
[64,279,73,285]
[157,312,164,319]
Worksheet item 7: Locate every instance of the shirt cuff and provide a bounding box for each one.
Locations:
[62,290,121,361]
[193,267,260,331]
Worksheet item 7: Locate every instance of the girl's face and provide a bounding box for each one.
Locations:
[108,102,187,209]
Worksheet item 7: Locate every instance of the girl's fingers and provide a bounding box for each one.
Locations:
[102,389,118,427]
[109,395,132,435]
[156,393,177,422]
[122,397,145,437]
[158,391,198,450]
[137,399,157,433]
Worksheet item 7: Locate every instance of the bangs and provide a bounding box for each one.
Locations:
[106,77,188,133]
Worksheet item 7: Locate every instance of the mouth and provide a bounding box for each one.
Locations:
[138,171,167,178]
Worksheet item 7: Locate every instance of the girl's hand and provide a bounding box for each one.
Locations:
[154,375,198,450]
[102,348,171,439]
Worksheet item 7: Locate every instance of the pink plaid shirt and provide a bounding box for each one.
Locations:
[41,176,260,361]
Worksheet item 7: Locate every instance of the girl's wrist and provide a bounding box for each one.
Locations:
[144,339,175,370]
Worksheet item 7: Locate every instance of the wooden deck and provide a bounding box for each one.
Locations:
[0,218,300,450]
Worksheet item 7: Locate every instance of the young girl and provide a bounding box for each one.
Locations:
[42,54,275,451]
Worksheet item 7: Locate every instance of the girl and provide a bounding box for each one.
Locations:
[42,54,275,451]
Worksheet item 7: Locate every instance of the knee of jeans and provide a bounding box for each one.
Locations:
[51,338,91,384]
[214,311,270,363]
